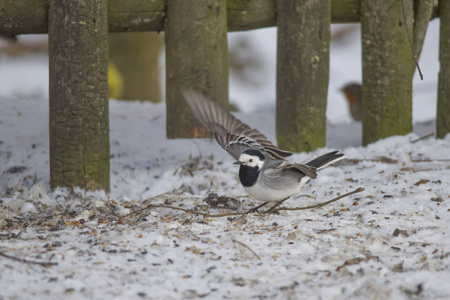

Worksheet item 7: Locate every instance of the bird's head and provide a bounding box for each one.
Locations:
[340,83,362,121]
[341,83,361,105]
[234,149,265,169]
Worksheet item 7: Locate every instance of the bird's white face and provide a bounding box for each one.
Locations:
[238,153,265,169]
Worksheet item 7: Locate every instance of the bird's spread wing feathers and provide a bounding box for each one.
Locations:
[306,151,344,170]
[264,161,318,179]
[265,151,344,179]
[183,88,292,160]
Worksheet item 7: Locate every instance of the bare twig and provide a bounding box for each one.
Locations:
[127,187,364,219]
[0,231,22,240]
[276,187,365,211]
[0,251,58,267]
[411,132,435,143]
[128,203,245,218]
[412,0,434,61]
[406,166,450,173]
[342,158,450,165]
[402,0,424,80]
[232,239,261,260]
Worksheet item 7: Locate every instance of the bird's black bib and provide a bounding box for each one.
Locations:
[239,165,260,187]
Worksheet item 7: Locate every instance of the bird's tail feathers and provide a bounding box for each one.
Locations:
[306,151,345,170]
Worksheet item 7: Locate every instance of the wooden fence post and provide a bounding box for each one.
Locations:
[437,1,450,139]
[276,0,330,152]
[48,0,110,191]
[165,0,229,139]
[361,0,414,145]
[109,32,164,101]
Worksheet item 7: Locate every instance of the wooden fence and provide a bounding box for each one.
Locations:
[0,0,447,192]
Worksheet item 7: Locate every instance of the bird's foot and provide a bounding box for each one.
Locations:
[244,202,269,214]
[262,200,286,214]
[262,207,280,214]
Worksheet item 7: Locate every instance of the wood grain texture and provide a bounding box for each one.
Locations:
[4,0,440,35]
[165,0,229,138]
[276,0,330,152]
[109,32,164,101]
[437,0,450,139]
[361,0,414,145]
[49,0,110,191]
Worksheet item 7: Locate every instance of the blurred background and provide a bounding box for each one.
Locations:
[0,20,439,124]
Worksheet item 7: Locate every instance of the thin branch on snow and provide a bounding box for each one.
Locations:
[232,239,261,260]
[342,158,450,165]
[0,251,58,267]
[126,187,365,219]
[276,187,365,211]
[411,132,435,143]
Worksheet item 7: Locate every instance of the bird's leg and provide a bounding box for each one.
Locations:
[245,201,269,214]
[263,199,288,214]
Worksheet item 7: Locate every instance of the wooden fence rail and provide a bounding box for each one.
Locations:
[2,0,441,35]
[0,0,446,193]
[2,0,364,36]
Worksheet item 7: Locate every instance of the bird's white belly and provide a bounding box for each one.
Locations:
[243,176,310,202]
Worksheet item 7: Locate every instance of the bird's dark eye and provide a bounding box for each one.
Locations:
[249,159,253,162]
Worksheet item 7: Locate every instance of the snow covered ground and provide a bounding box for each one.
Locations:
[1,21,450,299]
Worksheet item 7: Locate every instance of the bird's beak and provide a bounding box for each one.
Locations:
[233,161,242,165]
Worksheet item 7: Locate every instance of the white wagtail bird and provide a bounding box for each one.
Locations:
[183,89,344,213]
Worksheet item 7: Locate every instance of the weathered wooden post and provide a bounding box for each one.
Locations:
[276,0,330,152]
[437,1,450,139]
[109,32,164,101]
[165,0,229,138]
[360,0,414,145]
[48,0,110,191]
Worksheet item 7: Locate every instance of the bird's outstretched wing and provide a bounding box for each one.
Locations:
[263,160,318,179]
[182,88,292,160]
[263,151,345,179]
